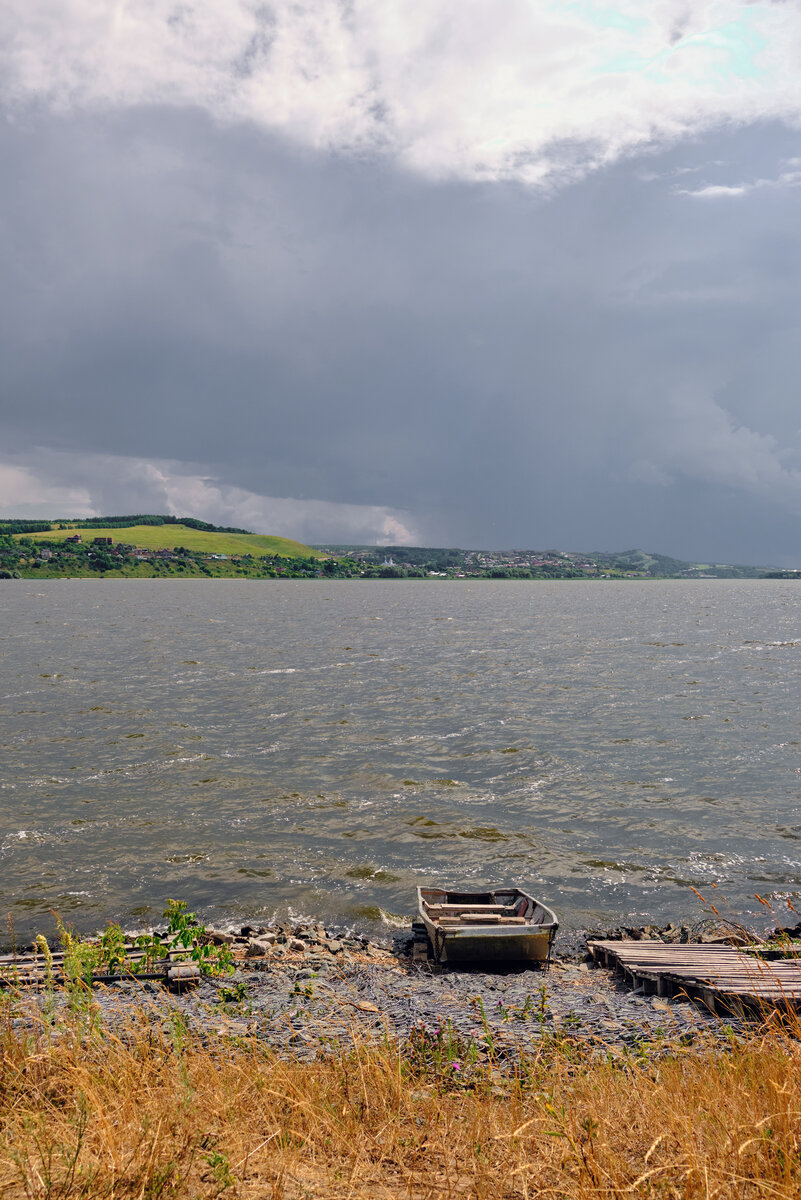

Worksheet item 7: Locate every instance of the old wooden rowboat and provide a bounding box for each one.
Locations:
[417,886,558,967]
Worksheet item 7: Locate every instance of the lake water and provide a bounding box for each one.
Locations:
[1,579,800,941]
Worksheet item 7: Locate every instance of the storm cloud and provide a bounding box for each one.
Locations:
[2,2,801,562]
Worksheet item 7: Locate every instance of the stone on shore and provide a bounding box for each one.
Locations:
[246,935,276,957]
[208,929,237,945]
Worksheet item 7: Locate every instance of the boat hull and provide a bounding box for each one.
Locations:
[431,925,554,967]
[417,886,558,968]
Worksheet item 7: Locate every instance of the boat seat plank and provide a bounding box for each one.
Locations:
[435,914,530,926]
[458,914,527,924]
[425,904,519,915]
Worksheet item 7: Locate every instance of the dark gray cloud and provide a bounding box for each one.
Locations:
[1,106,800,562]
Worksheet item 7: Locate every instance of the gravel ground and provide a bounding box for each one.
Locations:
[9,922,743,1061]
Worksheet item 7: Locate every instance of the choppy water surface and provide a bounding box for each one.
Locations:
[1,580,800,939]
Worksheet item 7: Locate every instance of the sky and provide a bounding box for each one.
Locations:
[2,2,801,563]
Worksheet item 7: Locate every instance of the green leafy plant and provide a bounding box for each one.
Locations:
[218,981,248,1005]
[471,995,496,1056]
[57,921,100,987]
[203,1148,235,1194]
[123,930,163,974]
[93,922,162,976]
[406,1019,480,1085]
[34,934,56,1030]
[96,922,128,973]
[291,978,315,999]
[214,981,251,1015]
[163,899,234,976]
[57,921,102,1027]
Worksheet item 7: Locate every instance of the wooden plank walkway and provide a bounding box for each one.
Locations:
[587,940,801,1016]
[0,946,192,989]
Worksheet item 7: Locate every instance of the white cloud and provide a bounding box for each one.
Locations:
[678,160,801,197]
[631,390,801,511]
[0,462,95,518]
[3,1,801,184]
[0,450,420,544]
[157,471,420,545]
[680,183,750,197]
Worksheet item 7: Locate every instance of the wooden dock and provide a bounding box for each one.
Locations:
[0,946,199,990]
[587,939,801,1016]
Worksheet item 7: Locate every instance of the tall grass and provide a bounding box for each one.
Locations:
[2,997,801,1198]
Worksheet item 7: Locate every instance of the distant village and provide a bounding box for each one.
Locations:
[37,534,238,566]
[308,546,775,580]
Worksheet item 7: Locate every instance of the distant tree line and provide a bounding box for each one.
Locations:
[58,514,254,534]
[0,514,253,535]
[0,520,53,534]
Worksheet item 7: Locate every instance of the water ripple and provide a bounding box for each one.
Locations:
[0,578,799,939]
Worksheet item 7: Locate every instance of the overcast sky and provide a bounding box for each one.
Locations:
[2,2,801,562]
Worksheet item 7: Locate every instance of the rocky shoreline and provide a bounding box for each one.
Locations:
[7,916,766,1060]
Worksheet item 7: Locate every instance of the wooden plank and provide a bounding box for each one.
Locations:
[0,943,162,967]
[608,950,743,957]
[594,951,742,960]
[612,954,748,961]
[604,960,795,975]
[604,959,789,976]
[0,972,166,987]
[0,950,184,971]
[0,954,182,988]
[628,959,753,967]
[590,938,736,944]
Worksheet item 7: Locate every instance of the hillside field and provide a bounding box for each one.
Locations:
[17,524,323,558]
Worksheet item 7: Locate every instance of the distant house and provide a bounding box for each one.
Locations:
[65,534,82,543]
[92,537,112,546]
[39,549,52,561]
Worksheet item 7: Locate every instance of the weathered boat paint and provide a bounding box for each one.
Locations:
[417,887,558,967]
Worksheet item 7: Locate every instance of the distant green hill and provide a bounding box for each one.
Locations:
[15,523,322,559]
[588,548,772,579]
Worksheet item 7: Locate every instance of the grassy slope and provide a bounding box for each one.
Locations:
[18,524,322,558]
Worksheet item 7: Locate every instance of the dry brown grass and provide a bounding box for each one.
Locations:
[2,1005,801,1199]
